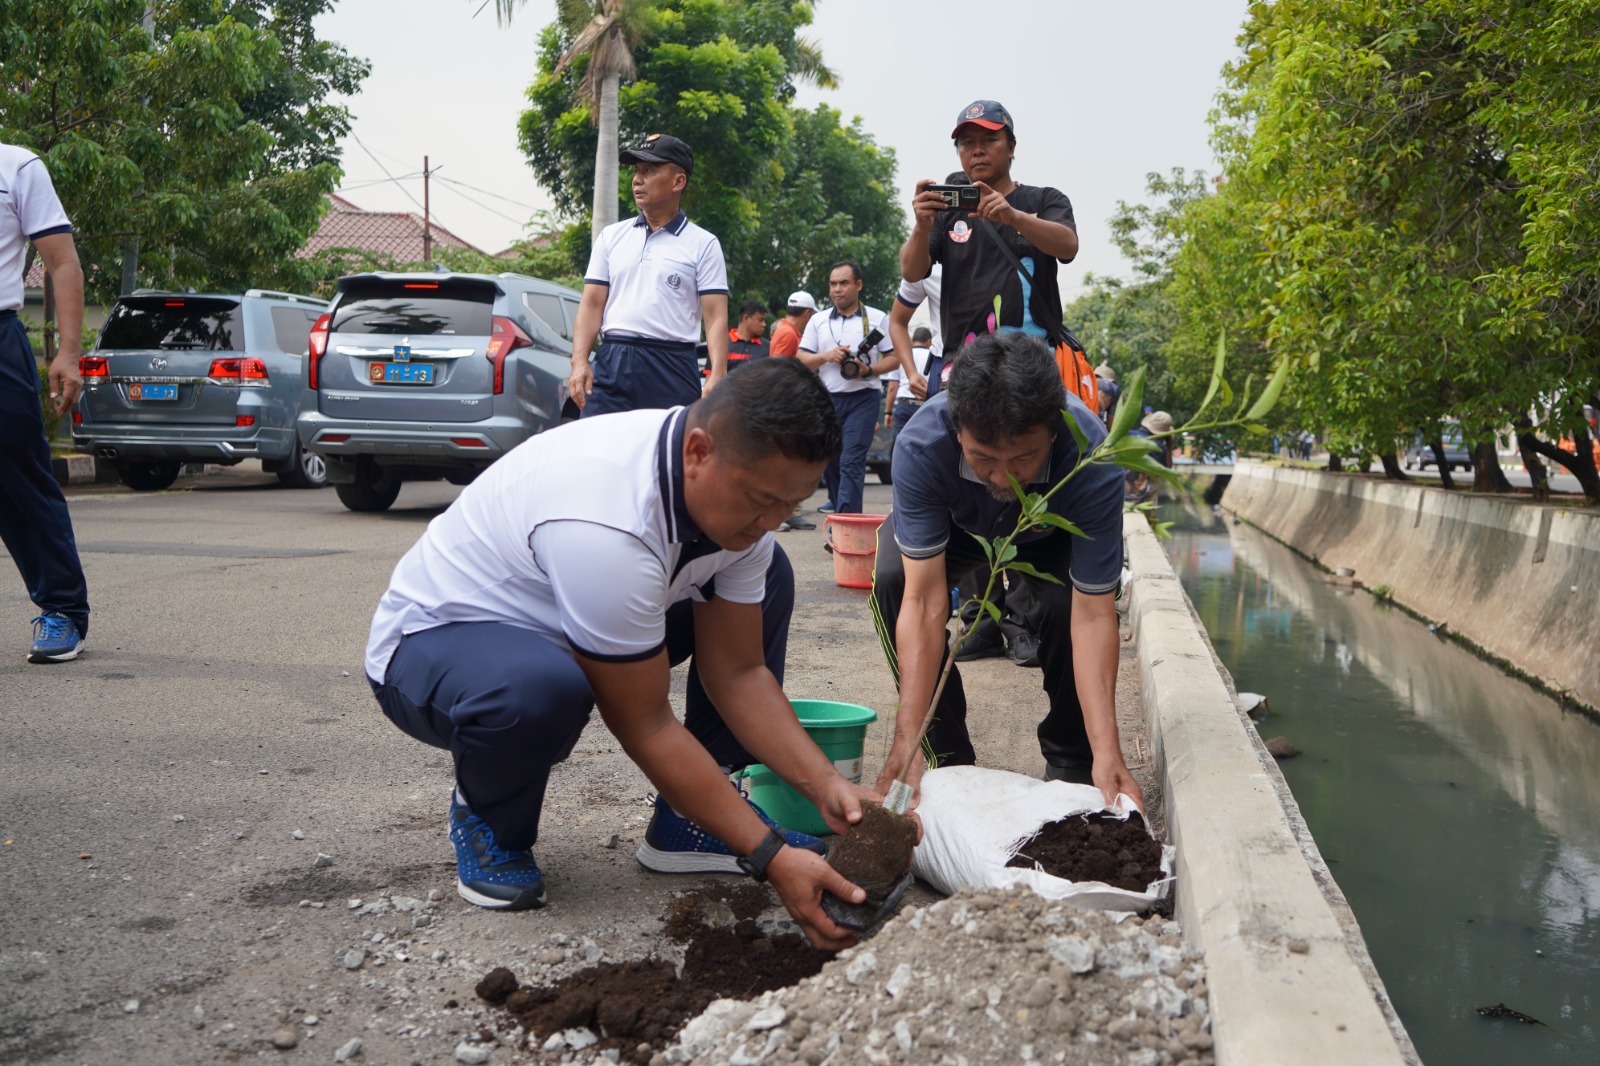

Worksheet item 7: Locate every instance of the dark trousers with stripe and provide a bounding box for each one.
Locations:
[370,544,794,851]
[581,336,701,417]
[824,389,879,515]
[868,512,1092,778]
[0,313,90,637]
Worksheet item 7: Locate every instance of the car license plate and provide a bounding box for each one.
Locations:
[370,362,434,384]
[129,383,178,401]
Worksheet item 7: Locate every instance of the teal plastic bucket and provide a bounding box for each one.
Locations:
[742,699,878,836]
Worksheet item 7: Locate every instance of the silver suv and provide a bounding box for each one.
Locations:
[74,289,331,490]
[298,271,580,512]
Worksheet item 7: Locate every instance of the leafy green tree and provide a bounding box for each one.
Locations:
[516,0,901,305]
[0,0,368,300]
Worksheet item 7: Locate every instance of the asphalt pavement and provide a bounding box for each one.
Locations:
[0,463,1146,1064]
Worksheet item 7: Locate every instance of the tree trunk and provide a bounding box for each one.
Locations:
[1378,452,1410,480]
[1472,442,1511,493]
[1326,454,1343,472]
[1518,431,1551,502]
[1429,440,1455,489]
[590,71,622,241]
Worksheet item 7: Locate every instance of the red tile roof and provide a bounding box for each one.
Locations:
[300,193,484,261]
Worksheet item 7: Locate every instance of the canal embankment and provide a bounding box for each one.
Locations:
[1121,514,1417,1065]
[1219,460,1600,713]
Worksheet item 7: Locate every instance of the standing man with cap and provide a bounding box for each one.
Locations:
[569,134,729,417]
[768,292,816,359]
[1,141,91,663]
[900,101,1079,357]
[797,261,898,516]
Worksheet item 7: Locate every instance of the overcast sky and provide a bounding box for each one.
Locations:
[315,0,1248,295]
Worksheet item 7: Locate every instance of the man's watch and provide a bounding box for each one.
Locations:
[734,829,787,882]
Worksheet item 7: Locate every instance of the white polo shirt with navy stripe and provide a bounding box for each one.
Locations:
[585,210,728,344]
[365,407,772,681]
[798,303,894,395]
[1,144,73,313]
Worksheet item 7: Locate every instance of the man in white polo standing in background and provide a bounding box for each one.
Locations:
[568,134,730,416]
[797,260,898,516]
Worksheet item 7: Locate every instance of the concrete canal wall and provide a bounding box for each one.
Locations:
[1221,461,1600,712]
[1123,516,1416,1065]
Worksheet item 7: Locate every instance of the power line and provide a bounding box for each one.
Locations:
[431,180,527,226]
[432,175,544,213]
[350,133,433,219]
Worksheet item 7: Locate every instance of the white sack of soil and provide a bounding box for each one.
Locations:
[910,765,1175,909]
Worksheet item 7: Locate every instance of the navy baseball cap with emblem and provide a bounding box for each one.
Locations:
[619,133,694,178]
[951,100,1015,139]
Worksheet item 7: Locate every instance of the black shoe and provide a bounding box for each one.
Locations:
[785,515,816,530]
[1043,760,1094,785]
[954,618,1005,661]
[1008,634,1041,668]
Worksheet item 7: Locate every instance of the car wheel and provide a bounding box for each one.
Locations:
[334,463,402,512]
[276,440,328,489]
[870,463,893,486]
[117,460,182,492]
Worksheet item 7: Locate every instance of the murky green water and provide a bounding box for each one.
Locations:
[1163,500,1599,1065]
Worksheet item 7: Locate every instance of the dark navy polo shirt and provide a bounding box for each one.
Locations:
[888,390,1124,595]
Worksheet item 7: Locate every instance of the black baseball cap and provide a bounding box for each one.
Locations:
[951,100,1015,139]
[619,133,694,178]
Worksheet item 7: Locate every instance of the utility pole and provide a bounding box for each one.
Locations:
[121,5,157,294]
[422,155,433,263]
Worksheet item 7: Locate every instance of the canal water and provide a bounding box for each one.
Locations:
[1163,500,1599,1065]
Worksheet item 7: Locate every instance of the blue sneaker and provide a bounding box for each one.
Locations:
[28,613,84,664]
[449,796,546,910]
[818,501,837,514]
[635,781,827,874]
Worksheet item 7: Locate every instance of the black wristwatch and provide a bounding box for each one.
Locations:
[735,829,787,882]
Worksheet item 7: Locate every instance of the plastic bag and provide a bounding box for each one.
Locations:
[909,765,1174,911]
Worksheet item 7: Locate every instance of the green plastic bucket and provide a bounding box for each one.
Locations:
[742,699,878,836]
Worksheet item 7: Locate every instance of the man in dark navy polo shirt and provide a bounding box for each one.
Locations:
[869,332,1142,808]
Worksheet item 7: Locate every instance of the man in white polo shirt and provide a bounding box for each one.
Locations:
[367,360,877,949]
[568,134,730,417]
[1,142,91,663]
[797,261,898,515]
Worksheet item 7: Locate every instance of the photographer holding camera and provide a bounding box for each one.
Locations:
[797,261,898,516]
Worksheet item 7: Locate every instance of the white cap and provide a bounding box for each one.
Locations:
[786,291,818,312]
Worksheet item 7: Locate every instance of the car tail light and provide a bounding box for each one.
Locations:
[484,316,531,395]
[236,414,255,427]
[72,411,83,425]
[208,357,268,383]
[80,356,108,377]
[319,433,350,444]
[450,437,487,448]
[308,313,330,390]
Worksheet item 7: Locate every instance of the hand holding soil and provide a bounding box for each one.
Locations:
[766,845,864,951]
[821,801,921,931]
[815,776,894,835]
[1093,753,1145,810]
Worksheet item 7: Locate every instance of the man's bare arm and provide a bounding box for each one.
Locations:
[36,232,84,413]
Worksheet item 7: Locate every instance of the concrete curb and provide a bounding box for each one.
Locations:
[49,453,119,485]
[1123,514,1415,1065]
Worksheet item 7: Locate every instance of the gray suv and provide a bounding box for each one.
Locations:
[74,289,331,490]
[298,271,580,512]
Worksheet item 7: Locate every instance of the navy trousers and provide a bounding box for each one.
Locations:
[371,544,794,851]
[824,389,879,515]
[581,336,701,417]
[0,313,90,637]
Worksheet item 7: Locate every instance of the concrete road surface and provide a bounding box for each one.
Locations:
[0,464,1151,1064]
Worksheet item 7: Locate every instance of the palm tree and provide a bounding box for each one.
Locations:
[496,0,651,239]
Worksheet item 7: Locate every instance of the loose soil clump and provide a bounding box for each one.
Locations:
[1007,810,1164,892]
[477,890,829,1062]
[824,801,919,904]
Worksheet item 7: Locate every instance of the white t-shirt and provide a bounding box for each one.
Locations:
[895,265,943,359]
[584,210,728,344]
[365,407,772,682]
[1,144,72,313]
[883,346,935,398]
[798,304,894,394]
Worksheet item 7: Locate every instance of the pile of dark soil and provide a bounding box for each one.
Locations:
[476,888,829,1062]
[1006,810,1164,892]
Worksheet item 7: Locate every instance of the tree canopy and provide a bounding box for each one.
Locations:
[1,0,368,300]
[516,0,905,307]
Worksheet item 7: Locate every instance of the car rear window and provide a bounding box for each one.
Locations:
[332,280,494,336]
[271,306,322,355]
[99,297,242,351]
